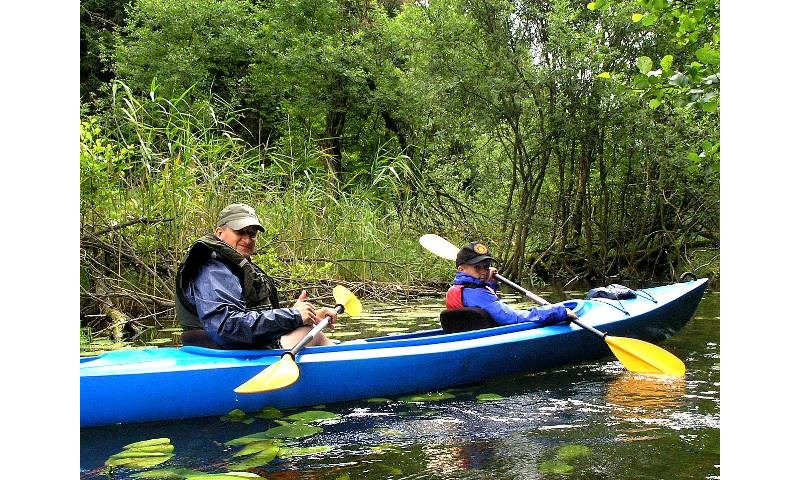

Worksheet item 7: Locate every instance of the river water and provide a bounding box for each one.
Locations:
[80,287,720,480]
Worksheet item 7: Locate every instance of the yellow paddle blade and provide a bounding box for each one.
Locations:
[419,234,459,261]
[605,336,686,377]
[333,285,362,317]
[234,353,299,394]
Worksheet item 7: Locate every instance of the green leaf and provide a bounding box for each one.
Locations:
[106,454,174,468]
[648,98,662,109]
[539,460,574,474]
[597,72,611,79]
[398,391,455,402]
[695,46,720,66]
[636,56,653,74]
[687,152,702,163]
[123,438,171,450]
[132,468,202,479]
[277,445,333,458]
[187,473,262,480]
[660,55,674,71]
[632,13,644,22]
[263,423,323,439]
[587,2,597,10]
[285,410,340,423]
[233,441,281,457]
[252,406,282,419]
[556,444,592,461]
[476,393,504,402]
[641,13,658,26]
[226,452,279,470]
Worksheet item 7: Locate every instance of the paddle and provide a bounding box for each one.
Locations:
[234,285,363,394]
[419,234,686,377]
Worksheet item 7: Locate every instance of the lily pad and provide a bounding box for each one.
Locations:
[186,473,262,480]
[285,410,339,423]
[106,454,174,468]
[366,397,392,403]
[220,409,254,424]
[124,438,171,449]
[539,460,574,474]
[476,393,504,402]
[263,423,323,439]
[252,406,282,420]
[277,445,333,458]
[556,444,592,461]
[233,441,281,457]
[226,451,279,470]
[398,391,455,403]
[132,468,203,479]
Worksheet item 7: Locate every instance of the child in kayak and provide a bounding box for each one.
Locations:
[446,242,576,327]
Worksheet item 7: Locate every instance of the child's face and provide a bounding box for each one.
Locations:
[460,261,492,281]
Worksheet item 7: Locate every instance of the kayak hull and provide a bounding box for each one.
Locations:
[80,279,708,427]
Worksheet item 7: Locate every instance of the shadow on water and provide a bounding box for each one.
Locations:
[81,290,720,480]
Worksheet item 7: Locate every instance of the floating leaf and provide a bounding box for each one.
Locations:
[366,397,392,403]
[187,473,262,480]
[252,406,282,420]
[106,454,174,468]
[124,438,171,450]
[632,13,643,22]
[221,409,253,424]
[277,446,333,458]
[398,391,455,402]
[286,410,339,423]
[370,443,403,453]
[476,393,504,402]
[233,441,281,457]
[556,444,592,461]
[597,72,611,79]
[636,56,653,74]
[539,460,574,474]
[132,468,202,479]
[263,423,323,439]
[226,451,279,470]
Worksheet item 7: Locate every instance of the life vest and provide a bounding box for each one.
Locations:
[175,234,279,330]
[446,283,493,309]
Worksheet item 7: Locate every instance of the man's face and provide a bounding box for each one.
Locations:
[215,225,260,257]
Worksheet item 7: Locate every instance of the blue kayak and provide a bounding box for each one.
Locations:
[80,279,707,427]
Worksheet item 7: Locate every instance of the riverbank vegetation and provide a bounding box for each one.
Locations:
[80,0,719,338]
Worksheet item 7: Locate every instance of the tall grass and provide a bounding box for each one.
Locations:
[80,81,450,324]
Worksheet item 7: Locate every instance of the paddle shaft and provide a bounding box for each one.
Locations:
[288,304,344,357]
[493,273,606,339]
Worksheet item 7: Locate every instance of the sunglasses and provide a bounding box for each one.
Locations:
[474,262,492,271]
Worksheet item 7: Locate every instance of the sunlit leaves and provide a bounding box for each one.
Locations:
[597,72,612,79]
[636,56,653,75]
[398,391,455,403]
[476,393,504,402]
[263,423,323,439]
[631,13,644,22]
[695,46,720,66]
[286,410,340,423]
[105,438,175,469]
[660,55,674,72]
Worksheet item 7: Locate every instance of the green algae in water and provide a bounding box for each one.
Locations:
[285,410,340,423]
[556,444,592,461]
[278,445,333,458]
[370,443,403,453]
[538,460,574,474]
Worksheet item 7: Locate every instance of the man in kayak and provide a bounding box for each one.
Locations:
[446,242,576,326]
[175,203,338,349]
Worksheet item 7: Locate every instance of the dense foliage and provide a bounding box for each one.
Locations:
[80,0,719,327]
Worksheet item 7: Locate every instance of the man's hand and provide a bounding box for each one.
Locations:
[292,290,317,325]
[565,308,578,321]
[487,266,498,283]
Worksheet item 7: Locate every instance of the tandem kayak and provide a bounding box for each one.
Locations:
[80,278,708,427]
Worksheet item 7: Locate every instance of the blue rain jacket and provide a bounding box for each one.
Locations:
[453,272,570,327]
[184,258,303,348]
